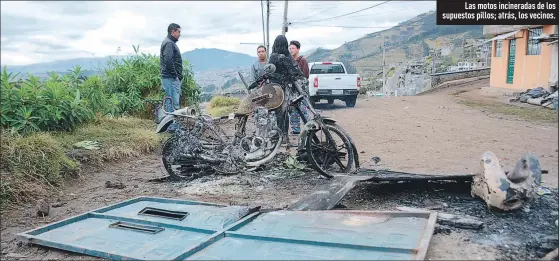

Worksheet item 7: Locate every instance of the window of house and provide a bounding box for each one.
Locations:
[495,40,502,57]
[527,26,543,55]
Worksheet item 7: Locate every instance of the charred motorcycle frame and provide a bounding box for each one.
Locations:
[156,61,359,181]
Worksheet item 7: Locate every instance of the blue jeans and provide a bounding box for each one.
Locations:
[162,77,181,131]
[162,77,181,111]
[289,104,309,134]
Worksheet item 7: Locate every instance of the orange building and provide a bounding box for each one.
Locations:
[484,25,558,91]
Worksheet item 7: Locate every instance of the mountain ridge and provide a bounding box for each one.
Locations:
[306,11,484,78]
[3,48,257,75]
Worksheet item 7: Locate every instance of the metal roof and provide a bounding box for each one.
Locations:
[18,196,437,260]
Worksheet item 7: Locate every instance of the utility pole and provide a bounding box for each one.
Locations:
[261,0,266,48]
[431,48,437,73]
[281,0,289,35]
[382,35,386,97]
[266,0,270,56]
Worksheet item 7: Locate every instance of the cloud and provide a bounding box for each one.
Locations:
[0,1,436,66]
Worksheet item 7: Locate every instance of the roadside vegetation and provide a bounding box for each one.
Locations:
[207,96,241,116]
[0,45,201,206]
[457,98,558,124]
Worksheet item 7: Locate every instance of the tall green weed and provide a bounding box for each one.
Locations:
[0,45,202,136]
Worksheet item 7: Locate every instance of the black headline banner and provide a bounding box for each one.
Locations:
[437,0,558,25]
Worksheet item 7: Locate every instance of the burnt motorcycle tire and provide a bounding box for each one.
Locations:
[305,122,356,178]
[161,135,200,181]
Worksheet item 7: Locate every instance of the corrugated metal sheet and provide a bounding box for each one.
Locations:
[18,197,437,260]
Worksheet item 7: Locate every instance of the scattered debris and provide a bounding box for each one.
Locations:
[397,206,484,229]
[73,140,101,150]
[147,176,172,183]
[538,187,553,195]
[341,177,559,260]
[288,175,370,211]
[51,202,66,208]
[36,199,49,217]
[540,248,558,261]
[105,181,126,189]
[370,156,381,165]
[510,88,557,110]
[472,151,541,211]
[434,224,452,235]
[4,253,28,259]
[283,155,306,170]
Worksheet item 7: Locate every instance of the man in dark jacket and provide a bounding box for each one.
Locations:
[161,23,183,113]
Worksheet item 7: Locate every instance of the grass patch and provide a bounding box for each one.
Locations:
[457,99,558,123]
[207,96,240,116]
[387,67,396,77]
[1,132,79,205]
[0,117,164,206]
[55,117,165,164]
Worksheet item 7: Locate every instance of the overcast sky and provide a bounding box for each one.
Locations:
[1,1,436,66]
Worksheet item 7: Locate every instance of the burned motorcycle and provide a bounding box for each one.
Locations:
[156,61,359,181]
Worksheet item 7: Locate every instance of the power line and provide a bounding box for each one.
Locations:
[289,24,322,48]
[295,7,409,25]
[291,0,392,24]
[291,2,343,23]
[296,24,393,29]
[324,8,409,20]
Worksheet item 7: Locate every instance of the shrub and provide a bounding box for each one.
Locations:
[103,45,201,117]
[1,66,95,135]
[1,45,202,136]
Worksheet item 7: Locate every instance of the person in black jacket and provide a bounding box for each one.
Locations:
[160,23,183,113]
[267,35,306,140]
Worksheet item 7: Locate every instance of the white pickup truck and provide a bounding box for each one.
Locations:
[307,62,361,107]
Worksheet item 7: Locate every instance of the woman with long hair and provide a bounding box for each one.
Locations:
[268,35,299,77]
[267,35,305,141]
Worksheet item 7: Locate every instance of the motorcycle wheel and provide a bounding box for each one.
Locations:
[161,135,202,181]
[305,122,356,178]
[245,127,283,167]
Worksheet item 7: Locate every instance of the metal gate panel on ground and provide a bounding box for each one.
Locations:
[18,197,437,260]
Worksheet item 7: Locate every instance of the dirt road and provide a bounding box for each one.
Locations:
[327,79,558,188]
[1,78,557,260]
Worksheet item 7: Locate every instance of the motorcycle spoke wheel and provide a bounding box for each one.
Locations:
[305,123,355,178]
[161,135,206,181]
[244,128,283,167]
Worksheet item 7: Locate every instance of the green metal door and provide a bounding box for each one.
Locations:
[506,39,516,84]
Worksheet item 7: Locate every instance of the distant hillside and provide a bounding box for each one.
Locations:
[4,48,256,78]
[184,48,255,72]
[306,11,483,78]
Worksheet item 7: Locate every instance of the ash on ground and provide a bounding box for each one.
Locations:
[338,180,559,260]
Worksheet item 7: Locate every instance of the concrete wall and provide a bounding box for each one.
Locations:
[483,25,534,35]
[429,68,491,88]
[488,25,554,90]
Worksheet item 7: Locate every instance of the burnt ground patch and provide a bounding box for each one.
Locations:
[338,180,559,260]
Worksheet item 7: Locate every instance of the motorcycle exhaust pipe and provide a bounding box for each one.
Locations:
[179,153,227,164]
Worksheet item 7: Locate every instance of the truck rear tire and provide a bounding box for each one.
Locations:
[327,99,334,105]
[310,99,317,108]
[345,98,356,107]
